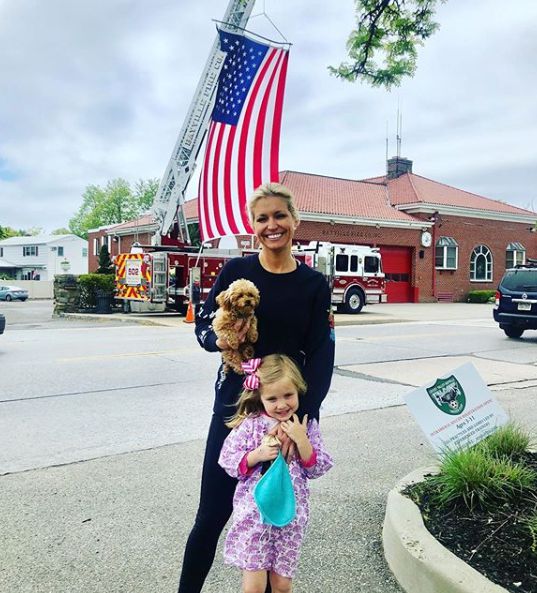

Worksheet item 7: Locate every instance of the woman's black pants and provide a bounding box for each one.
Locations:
[177,414,235,593]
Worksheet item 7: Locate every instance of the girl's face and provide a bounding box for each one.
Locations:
[251,196,298,254]
[260,377,299,421]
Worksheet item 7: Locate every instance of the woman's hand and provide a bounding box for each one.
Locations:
[216,319,251,350]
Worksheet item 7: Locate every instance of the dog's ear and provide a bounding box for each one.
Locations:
[216,290,230,308]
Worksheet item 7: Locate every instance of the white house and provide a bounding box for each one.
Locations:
[0,235,88,280]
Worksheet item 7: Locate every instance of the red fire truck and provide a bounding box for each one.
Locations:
[114,241,385,314]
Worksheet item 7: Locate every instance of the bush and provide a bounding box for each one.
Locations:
[467,290,495,303]
[477,421,533,460]
[78,274,115,309]
[430,447,535,511]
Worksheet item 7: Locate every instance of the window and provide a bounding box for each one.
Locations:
[93,238,99,256]
[470,245,493,281]
[364,256,380,274]
[350,255,358,272]
[335,254,348,272]
[82,247,88,257]
[506,242,525,269]
[57,246,64,257]
[23,245,38,257]
[0,247,3,257]
[435,237,458,270]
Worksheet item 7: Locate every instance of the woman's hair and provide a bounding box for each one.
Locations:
[226,354,307,428]
[247,183,300,224]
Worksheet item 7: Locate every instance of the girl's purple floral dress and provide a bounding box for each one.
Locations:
[218,414,333,578]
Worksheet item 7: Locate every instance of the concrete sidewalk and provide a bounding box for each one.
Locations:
[63,301,495,328]
[2,386,535,593]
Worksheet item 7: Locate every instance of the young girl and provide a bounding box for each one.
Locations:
[218,354,333,593]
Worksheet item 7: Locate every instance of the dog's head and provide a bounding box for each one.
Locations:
[216,278,260,317]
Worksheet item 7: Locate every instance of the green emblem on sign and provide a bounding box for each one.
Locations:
[426,375,466,415]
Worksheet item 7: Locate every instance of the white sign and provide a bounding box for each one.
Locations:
[403,362,508,454]
[125,259,142,286]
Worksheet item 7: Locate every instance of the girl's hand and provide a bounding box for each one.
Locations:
[248,441,279,466]
[216,319,251,350]
[280,415,313,463]
[280,414,308,444]
[272,423,296,462]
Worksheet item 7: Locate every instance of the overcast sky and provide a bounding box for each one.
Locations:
[1,0,536,232]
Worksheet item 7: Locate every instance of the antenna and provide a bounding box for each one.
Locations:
[396,101,402,158]
[385,120,389,166]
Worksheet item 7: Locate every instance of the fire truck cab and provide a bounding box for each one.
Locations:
[296,241,386,314]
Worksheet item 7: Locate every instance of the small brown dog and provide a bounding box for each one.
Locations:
[213,278,260,374]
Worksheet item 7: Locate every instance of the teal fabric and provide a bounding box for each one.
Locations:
[253,451,296,527]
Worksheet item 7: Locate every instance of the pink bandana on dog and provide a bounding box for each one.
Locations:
[242,358,262,390]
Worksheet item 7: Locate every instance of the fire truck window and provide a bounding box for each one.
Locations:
[335,254,349,272]
[364,256,379,273]
[350,255,358,272]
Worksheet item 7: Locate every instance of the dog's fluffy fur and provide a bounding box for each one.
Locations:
[213,278,260,374]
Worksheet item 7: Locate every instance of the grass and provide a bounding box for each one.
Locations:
[426,423,537,512]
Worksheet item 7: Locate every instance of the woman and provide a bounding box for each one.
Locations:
[177,182,335,593]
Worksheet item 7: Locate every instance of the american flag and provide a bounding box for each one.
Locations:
[198,30,289,241]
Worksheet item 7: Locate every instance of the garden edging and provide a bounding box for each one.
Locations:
[382,467,508,593]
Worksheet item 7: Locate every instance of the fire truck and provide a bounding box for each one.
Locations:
[115,240,385,314]
[113,0,386,313]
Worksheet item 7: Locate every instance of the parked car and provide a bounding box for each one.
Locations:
[0,285,29,302]
[0,313,5,334]
[493,263,537,338]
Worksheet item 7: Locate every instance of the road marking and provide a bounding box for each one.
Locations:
[58,348,191,362]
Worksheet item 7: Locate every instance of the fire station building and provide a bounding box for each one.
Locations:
[88,157,537,303]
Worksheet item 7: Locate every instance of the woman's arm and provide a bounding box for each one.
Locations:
[194,261,234,352]
[299,278,335,420]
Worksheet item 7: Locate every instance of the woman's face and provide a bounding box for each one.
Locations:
[251,196,298,254]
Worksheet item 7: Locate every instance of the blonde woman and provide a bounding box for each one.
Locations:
[177,183,335,593]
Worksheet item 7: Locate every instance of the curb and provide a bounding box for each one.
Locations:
[382,467,508,593]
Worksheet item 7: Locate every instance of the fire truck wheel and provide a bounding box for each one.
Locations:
[344,288,364,314]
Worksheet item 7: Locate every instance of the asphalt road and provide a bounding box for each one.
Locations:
[2,301,537,593]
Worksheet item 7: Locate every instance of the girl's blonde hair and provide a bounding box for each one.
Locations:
[226,354,307,428]
[247,183,300,225]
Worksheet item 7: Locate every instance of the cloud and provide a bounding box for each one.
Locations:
[0,0,536,231]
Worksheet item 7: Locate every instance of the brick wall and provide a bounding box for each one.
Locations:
[296,217,537,302]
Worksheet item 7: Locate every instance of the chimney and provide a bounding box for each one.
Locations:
[387,156,413,179]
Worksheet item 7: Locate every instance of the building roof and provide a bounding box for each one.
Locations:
[0,234,84,246]
[279,170,418,224]
[363,172,536,218]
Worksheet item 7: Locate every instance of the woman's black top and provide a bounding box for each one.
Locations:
[195,253,335,420]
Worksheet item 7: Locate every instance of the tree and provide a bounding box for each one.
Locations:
[69,177,159,239]
[51,227,71,235]
[97,244,113,274]
[330,0,444,89]
[0,225,42,238]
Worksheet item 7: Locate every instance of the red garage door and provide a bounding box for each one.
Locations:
[380,246,413,303]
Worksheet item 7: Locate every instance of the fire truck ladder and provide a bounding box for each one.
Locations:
[152,0,257,245]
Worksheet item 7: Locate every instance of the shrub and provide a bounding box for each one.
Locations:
[477,422,533,460]
[467,290,495,303]
[78,273,115,309]
[430,446,536,511]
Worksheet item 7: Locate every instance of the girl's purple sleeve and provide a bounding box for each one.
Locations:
[218,418,255,480]
[303,419,333,479]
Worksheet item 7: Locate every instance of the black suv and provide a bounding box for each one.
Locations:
[493,263,537,338]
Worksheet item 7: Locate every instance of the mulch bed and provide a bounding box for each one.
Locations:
[405,452,537,593]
